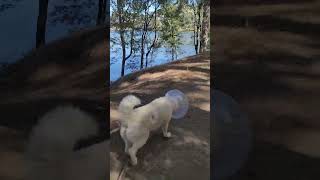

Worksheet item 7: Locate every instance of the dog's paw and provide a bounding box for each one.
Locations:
[164,132,172,138]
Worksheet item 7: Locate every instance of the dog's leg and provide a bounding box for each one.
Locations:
[162,120,172,138]
[120,127,130,154]
[128,131,149,166]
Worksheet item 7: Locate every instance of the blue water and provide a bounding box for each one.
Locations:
[0,0,98,64]
[110,31,196,82]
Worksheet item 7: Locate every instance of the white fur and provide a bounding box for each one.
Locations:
[118,95,141,114]
[118,95,175,165]
[25,105,107,180]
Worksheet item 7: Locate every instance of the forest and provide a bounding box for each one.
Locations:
[110,0,210,77]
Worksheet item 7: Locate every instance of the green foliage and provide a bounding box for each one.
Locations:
[160,3,183,51]
[110,0,209,71]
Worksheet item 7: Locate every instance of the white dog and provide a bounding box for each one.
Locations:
[25,105,108,180]
[118,95,179,166]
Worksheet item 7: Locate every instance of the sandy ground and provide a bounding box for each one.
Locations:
[109,54,210,180]
[214,1,320,179]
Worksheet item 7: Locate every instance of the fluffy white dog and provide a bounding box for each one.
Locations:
[118,95,179,166]
[25,105,108,180]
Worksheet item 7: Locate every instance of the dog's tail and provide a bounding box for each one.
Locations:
[118,95,141,115]
[25,105,98,178]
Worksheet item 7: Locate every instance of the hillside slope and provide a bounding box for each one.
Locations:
[110,54,210,180]
[214,1,320,179]
[0,25,107,180]
[0,26,107,132]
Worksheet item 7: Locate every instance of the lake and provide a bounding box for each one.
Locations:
[110,31,196,82]
[0,0,98,64]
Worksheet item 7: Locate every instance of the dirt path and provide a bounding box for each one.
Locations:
[214,1,320,179]
[110,54,210,180]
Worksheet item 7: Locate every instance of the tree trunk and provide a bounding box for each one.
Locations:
[36,0,49,48]
[145,4,158,68]
[120,30,135,77]
[192,2,201,54]
[196,2,202,54]
[145,54,148,68]
[120,30,126,77]
[140,32,145,69]
[117,0,126,77]
[97,0,107,25]
[193,7,197,54]
[171,48,175,61]
[200,0,209,53]
[140,7,148,70]
[117,0,135,77]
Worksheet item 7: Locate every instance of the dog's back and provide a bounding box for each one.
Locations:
[131,97,174,131]
[149,96,174,121]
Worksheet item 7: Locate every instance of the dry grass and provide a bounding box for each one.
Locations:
[213,27,318,62]
[215,0,320,24]
[109,54,210,129]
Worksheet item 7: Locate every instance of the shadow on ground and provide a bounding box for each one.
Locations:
[110,54,210,180]
[111,106,209,180]
[214,2,320,179]
[228,141,320,180]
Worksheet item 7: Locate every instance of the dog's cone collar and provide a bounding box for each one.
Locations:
[212,90,252,179]
[165,89,189,119]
